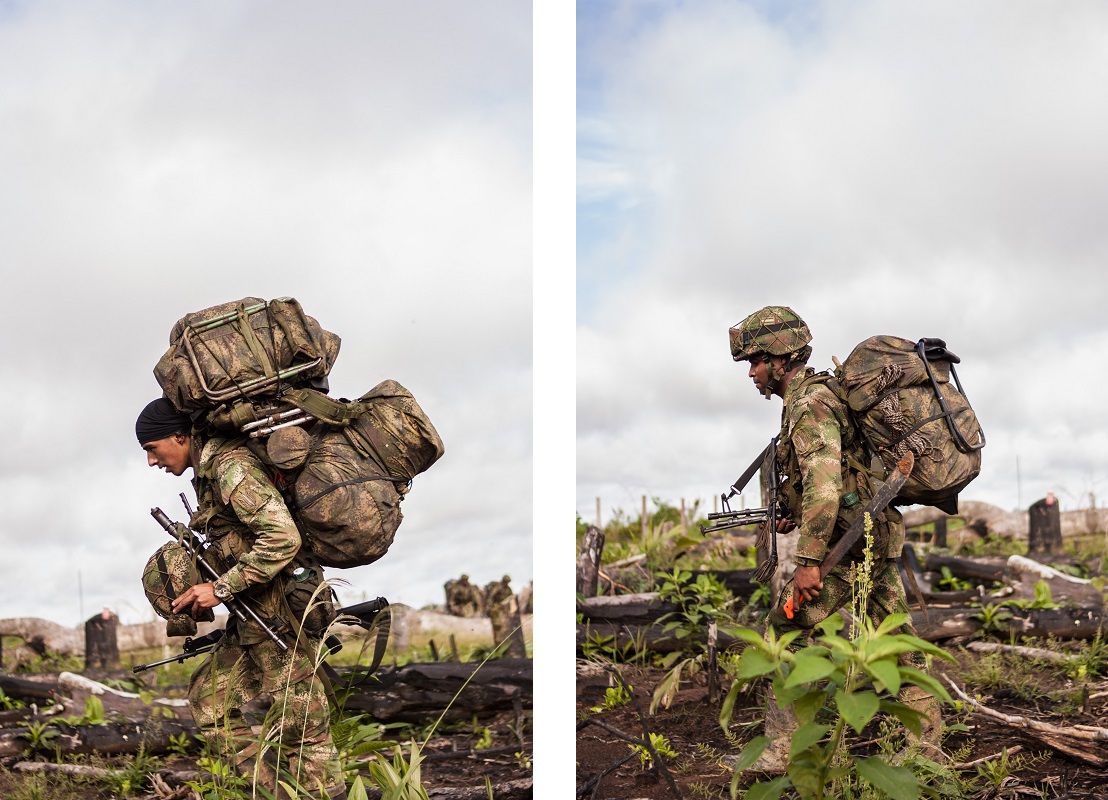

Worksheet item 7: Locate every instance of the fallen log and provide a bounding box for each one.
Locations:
[578,603,1106,655]
[0,719,198,758]
[964,641,1074,664]
[923,554,1008,583]
[0,674,61,702]
[944,674,1108,766]
[577,593,677,625]
[338,658,532,723]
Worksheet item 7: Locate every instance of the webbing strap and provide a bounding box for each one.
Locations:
[234,304,276,380]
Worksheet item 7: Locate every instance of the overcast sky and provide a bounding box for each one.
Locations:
[578,1,1108,526]
[0,1,532,626]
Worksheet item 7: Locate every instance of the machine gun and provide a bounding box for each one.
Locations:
[150,505,289,652]
[707,438,786,583]
[132,596,391,674]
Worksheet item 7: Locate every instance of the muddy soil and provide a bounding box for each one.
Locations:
[576,654,1108,799]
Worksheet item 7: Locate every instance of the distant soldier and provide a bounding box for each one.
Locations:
[728,307,941,772]
[484,575,526,658]
[444,574,485,618]
[1029,492,1062,554]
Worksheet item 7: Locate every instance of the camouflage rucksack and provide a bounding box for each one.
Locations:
[833,336,985,514]
[154,297,341,414]
[268,380,445,568]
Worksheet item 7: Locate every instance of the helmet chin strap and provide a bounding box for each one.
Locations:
[764,352,800,399]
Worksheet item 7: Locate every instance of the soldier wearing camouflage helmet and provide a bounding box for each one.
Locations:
[728,307,941,773]
[136,398,344,798]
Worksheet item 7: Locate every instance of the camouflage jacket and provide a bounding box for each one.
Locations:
[777,369,904,564]
[191,436,304,645]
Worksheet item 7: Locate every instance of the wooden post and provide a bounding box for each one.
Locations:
[428,639,440,662]
[576,525,606,597]
[83,610,119,671]
[449,634,459,662]
[933,517,948,548]
[596,497,602,529]
[706,621,719,704]
[641,495,648,538]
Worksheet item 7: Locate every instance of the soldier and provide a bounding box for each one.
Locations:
[728,306,941,772]
[136,397,344,799]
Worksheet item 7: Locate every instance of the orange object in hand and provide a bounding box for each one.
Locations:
[783,593,802,620]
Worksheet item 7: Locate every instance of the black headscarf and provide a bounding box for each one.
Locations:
[135,398,191,444]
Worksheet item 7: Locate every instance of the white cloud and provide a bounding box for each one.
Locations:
[0,1,532,626]
[578,1,1108,525]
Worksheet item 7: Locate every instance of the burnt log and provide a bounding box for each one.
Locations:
[338,658,532,723]
[0,719,197,757]
[577,593,677,625]
[0,674,62,702]
[923,554,1008,583]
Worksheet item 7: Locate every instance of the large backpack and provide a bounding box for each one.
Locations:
[266,381,446,568]
[154,297,341,414]
[833,336,985,514]
[152,297,443,569]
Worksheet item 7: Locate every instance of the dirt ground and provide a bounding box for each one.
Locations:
[0,669,532,799]
[576,652,1108,799]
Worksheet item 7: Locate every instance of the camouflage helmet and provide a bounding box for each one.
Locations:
[142,542,214,637]
[729,306,812,361]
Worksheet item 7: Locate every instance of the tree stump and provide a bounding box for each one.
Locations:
[1029,493,1062,555]
[84,609,119,670]
[576,525,605,597]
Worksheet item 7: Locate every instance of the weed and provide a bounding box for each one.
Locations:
[629,732,679,770]
[0,687,25,710]
[18,720,59,755]
[105,745,160,796]
[972,602,1013,635]
[514,750,532,770]
[473,725,494,750]
[937,566,972,592]
[166,731,197,758]
[590,683,632,713]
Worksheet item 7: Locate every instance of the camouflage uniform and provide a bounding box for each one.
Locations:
[764,368,912,638]
[188,436,343,798]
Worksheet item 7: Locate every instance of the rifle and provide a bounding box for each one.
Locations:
[150,505,289,652]
[131,597,391,673]
[707,438,786,583]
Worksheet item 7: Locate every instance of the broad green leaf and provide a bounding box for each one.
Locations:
[865,638,918,662]
[742,776,790,800]
[778,630,804,651]
[879,699,924,737]
[720,681,743,731]
[784,651,836,688]
[893,634,957,663]
[659,650,683,669]
[855,756,922,800]
[731,627,771,649]
[818,632,855,657]
[347,776,370,800]
[874,612,912,637]
[898,667,953,704]
[770,677,806,708]
[789,722,830,759]
[835,689,880,734]
[736,648,777,680]
[731,736,770,772]
[793,689,827,725]
[866,657,902,694]
[817,614,845,636]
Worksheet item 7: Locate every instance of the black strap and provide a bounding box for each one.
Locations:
[723,439,774,503]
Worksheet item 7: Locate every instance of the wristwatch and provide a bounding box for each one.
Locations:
[213,580,234,602]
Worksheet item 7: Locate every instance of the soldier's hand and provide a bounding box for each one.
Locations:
[776,517,797,534]
[792,565,823,605]
[171,583,220,615]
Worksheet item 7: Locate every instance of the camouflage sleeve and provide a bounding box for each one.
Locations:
[790,393,844,562]
[212,449,301,594]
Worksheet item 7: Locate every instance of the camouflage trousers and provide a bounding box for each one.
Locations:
[188,637,344,798]
[767,558,925,669]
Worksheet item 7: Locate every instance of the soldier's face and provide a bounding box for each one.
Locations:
[747,356,770,394]
[142,434,192,476]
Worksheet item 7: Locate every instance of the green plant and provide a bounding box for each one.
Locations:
[972,602,1013,635]
[105,745,160,796]
[723,519,957,800]
[628,732,679,770]
[590,683,632,713]
[18,721,59,754]
[936,566,971,592]
[365,742,430,800]
[0,687,25,710]
[165,731,199,758]
[473,725,493,750]
[514,750,532,770]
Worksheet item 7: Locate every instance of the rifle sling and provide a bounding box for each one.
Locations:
[726,439,774,499]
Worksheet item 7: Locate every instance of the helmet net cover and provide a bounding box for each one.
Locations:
[729,305,813,362]
[142,542,214,636]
